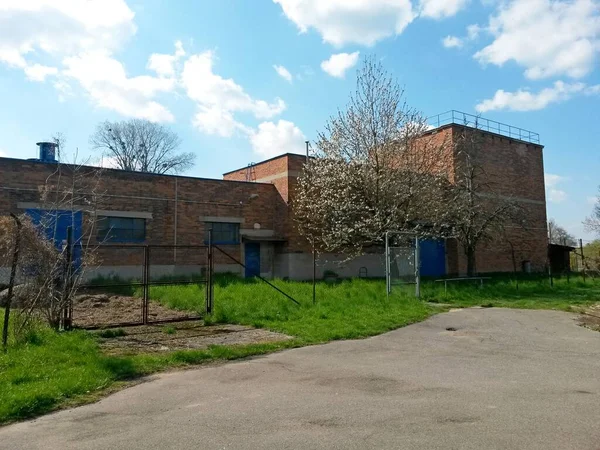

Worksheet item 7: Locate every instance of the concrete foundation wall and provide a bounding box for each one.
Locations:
[84,264,241,281]
[274,252,385,280]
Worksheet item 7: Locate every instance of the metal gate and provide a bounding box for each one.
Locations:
[385,231,420,298]
[74,244,213,329]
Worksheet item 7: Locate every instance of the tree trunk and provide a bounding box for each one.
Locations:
[2,214,22,352]
[466,246,476,277]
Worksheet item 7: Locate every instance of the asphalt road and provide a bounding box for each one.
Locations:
[2,308,600,450]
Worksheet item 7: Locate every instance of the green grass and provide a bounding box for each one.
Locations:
[0,313,293,424]
[0,278,429,425]
[97,328,127,338]
[419,274,600,310]
[150,277,431,342]
[2,273,599,425]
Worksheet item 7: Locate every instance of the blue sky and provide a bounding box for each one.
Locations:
[0,0,599,239]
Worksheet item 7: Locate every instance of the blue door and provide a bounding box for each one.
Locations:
[419,239,446,278]
[26,209,83,268]
[245,243,260,278]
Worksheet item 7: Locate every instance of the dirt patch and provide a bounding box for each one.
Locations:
[73,293,199,328]
[95,322,292,354]
[577,304,600,332]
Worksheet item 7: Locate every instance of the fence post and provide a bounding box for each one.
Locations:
[206,230,213,315]
[312,247,316,305]
[414,236,421,299]
[143,245,149,324]
[580,239,586,283]
[385,232,390,298]
[61,226,73,330]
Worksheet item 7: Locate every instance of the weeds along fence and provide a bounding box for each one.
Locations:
[76,244,213,329]
[75,242,300,328]
[1,224,301,332]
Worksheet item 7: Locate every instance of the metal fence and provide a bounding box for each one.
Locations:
[385,232,420,298]
[74,244,213,329]
[427,110,541,145]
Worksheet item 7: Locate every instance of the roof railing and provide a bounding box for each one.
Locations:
[426,110,540,145]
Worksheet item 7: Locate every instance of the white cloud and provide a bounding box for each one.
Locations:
[0,0,135,64]
[420,0,469,19]
[475,81,600,112]
[63,51,176,122]
[586,84,600,95]
[250,120,306,158]
[587,196,599,205]
[545,174,565,188]
[548,189,568,203]
[442,35,463,48]
[97,155,120,169]
[273,0,415,47]
[0,1,180,122]
[321,52,360,78]
[181,50,286,137]
[192,107,251,138]
[545,173,568,203]
[473,0,600,80]
[273,64,293,83]
[24,63,58,81]
[147,41,185,77]
[467,24,481,40]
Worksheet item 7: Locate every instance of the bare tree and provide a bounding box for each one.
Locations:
[52,132,67,161]
[33,155,105,329]
[294,57,453,258]
[584,187,600,236]
[548,219,576,246]
[449,126,522,276]
[90,119,195,175]
[0,148,105,332]
[1,214,21,351]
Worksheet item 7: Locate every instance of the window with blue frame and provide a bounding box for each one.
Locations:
[97,216,146,243]
[204,222,240,244]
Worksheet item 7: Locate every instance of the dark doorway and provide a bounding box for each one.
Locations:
[245,243,260,278]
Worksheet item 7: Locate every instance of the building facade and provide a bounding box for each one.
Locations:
[0,115,548,280]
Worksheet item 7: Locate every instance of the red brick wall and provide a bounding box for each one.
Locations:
[439,126,548,274]
[224,154,310,252]
[0,158,283,268]
[1,127,549,277]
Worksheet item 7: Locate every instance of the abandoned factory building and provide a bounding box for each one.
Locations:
[0,112,548,280]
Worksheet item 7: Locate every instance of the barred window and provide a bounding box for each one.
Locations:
[97,216,146,243]
[204,222,240,244]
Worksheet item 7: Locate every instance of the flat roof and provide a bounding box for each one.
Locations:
[427,110,541,146]
[0,156,276,187]
[421,123,544,148]
[223,152,309,176]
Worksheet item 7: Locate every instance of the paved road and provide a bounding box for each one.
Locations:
[2,308,600,450]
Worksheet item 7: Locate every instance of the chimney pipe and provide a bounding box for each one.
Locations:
[36,142,58,163]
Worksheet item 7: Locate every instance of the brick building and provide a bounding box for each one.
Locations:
[0,112,548,280]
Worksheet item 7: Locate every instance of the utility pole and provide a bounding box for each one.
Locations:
[306,140,316,305]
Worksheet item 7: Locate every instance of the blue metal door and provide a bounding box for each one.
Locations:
[419,239,446,278]
[244,243,260,278]
[26,209,83,267]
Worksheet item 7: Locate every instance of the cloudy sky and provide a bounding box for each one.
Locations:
[0,0,599,239]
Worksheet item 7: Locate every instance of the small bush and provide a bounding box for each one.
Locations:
[97,328,127,339]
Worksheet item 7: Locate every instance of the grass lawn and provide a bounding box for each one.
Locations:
[0,279,429,425]
[419,274,600,310]
[1,274,598,425]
